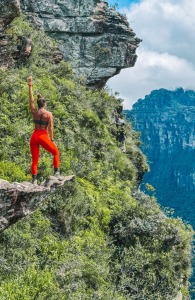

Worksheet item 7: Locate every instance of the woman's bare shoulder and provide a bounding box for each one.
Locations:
[45,111,53,120]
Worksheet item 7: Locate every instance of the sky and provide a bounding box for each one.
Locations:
[106,0,195,109]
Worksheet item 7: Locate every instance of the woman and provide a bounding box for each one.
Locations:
[27,76,60,184]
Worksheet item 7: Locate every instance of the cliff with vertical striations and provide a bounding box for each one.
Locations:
[127,88,195,223]
[127,88,195,299]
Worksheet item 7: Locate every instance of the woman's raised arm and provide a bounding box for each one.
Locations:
[27,76,36,113]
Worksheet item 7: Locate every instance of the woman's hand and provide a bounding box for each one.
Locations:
[27,76,33,86]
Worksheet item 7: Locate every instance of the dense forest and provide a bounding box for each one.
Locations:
[0,17,193,299]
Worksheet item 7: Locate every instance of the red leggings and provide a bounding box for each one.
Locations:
[30,129,60,175]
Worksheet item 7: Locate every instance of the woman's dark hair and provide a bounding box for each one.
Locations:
[37,93,46,108]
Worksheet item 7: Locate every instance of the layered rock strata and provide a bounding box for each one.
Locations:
[0,175,75,233]
[0,0,140,88]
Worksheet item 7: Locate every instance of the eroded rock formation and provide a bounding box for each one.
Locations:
[0,0,20,67]
[0,175,75,233]
[0,0,20,25]
[0,0,140,87]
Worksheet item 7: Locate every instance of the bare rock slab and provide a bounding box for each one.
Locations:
[0,175,75,233]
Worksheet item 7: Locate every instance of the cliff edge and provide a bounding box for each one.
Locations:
[0,175,75,233]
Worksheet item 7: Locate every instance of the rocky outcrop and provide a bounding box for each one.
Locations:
[0,0,20,25]
[0,175,75,233]
[0,0,140,87]
[127,88,195,223]
[0,0,20,67]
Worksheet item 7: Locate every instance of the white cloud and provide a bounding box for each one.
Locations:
[108,49,195,109]
[107,0,195,109]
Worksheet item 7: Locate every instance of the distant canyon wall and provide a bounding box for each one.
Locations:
[127,88,195,223]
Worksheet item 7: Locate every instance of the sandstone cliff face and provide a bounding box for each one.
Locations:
[127,88,195,224]
[0,0,140,87]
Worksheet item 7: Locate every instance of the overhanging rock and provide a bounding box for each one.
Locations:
[20,0,141,88]
[0,175,75,233]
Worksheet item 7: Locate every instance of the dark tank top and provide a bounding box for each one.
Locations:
[33,110,49,128]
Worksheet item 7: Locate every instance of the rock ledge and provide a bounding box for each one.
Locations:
[0,175,75,233]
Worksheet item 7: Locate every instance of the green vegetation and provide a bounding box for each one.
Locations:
[0,16,193,299]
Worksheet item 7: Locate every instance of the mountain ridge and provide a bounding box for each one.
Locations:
[127,87,195,298]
